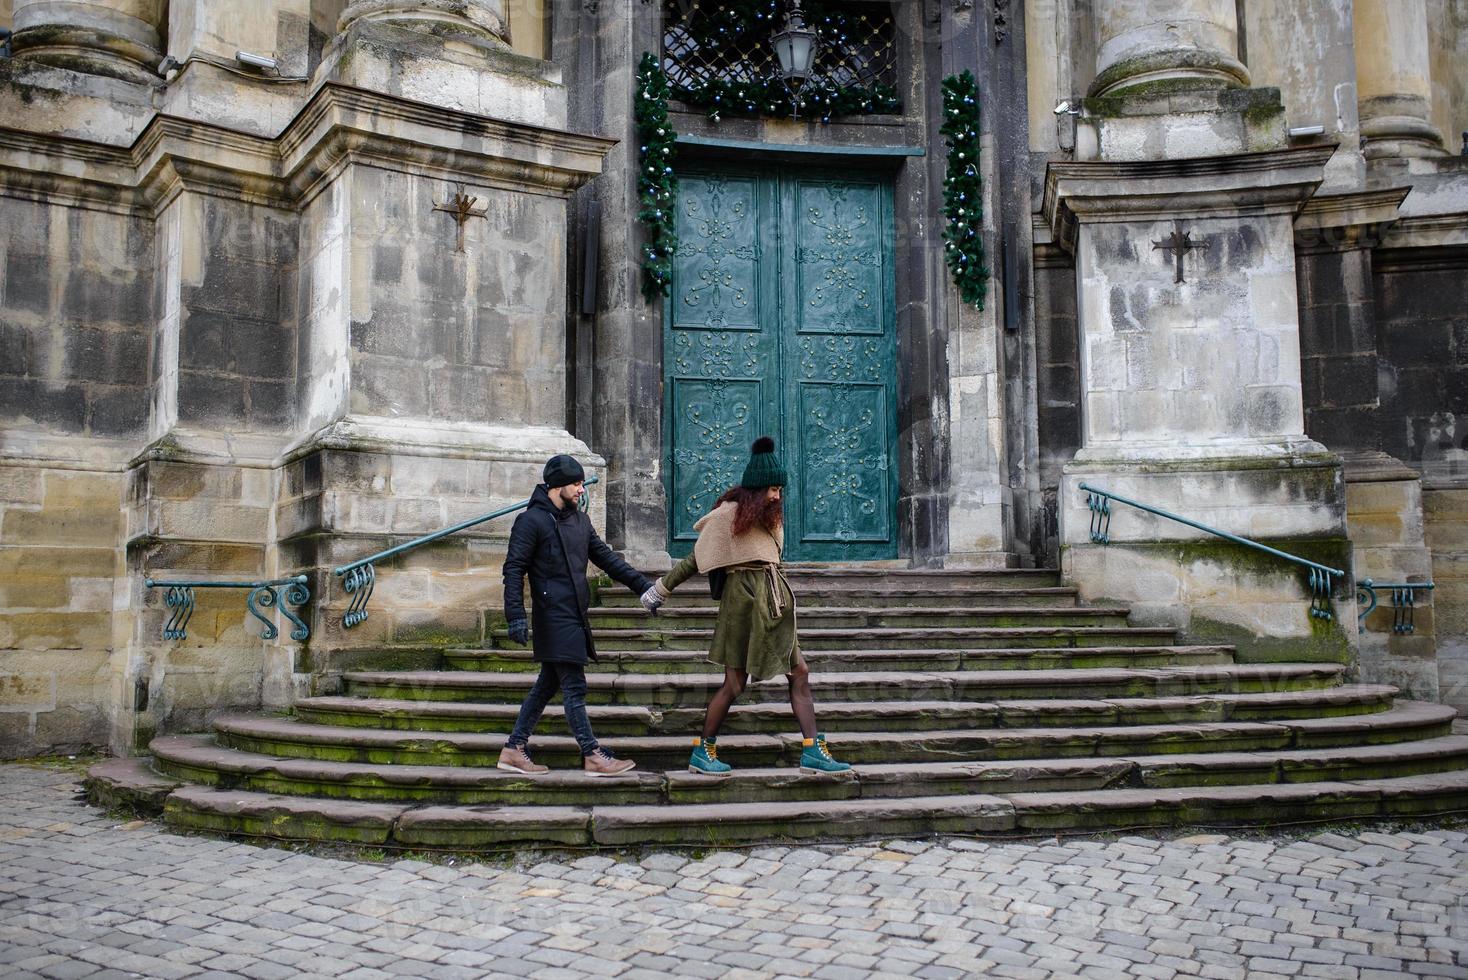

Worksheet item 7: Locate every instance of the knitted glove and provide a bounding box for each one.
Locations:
[639,587,663,616]
[507,618,529,645]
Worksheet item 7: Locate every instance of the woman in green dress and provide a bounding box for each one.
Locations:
[641,437,851,776]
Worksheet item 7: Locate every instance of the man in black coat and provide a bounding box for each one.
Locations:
[497,454,656,776]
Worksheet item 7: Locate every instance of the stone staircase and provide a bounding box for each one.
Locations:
[88,566,1468,849]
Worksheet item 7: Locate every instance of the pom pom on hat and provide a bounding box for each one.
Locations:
[751,436,775,455]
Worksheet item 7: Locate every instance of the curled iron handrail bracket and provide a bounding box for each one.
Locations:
[342,563,376,628]
[1078,482,1347,621]
[1356,579,1435,635]
[144,575,311,642]
[332,475,600,629]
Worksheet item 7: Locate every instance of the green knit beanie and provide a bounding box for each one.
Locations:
[740,436,786,489]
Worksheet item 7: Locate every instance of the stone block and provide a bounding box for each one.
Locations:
[177,369,248,424]
[0,377,89,430]
[86,385,149,436]
[0,670,55,709]
[0,611,112,650]
[0,468,42,505]
[391,606,480,646]
[4,545,115,578]
[31,705,107,750]
[2,506,119,547]
[61,326,149,386]
[155,501,269,542]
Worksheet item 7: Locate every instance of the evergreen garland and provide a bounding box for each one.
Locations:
[635,52,679,300]
[664,0,901,123]
[673,78,900,125]
[941,70,988,309]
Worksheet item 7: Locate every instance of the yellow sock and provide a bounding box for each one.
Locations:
[802,737,815,747]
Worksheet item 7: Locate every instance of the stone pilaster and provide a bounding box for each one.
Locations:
[1090,0,1248,98]
[8,0,165,84]
[1354,0,1446,160]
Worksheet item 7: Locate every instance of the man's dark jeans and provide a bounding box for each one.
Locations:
[505,661,599,756]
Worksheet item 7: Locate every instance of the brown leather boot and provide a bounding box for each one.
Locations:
[497,745,549,774]
[583,749,636,777]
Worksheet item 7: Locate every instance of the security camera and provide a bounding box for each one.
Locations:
[1053,100,1072,115]
[235,50,279,72]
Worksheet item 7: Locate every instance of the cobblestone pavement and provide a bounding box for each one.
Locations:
[3,763,1468,980]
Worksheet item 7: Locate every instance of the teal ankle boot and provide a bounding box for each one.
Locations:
[689,737,732,776]
[799,733,851,773]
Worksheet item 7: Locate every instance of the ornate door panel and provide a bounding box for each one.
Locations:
[665,167,896,561]
[782,176,896,559]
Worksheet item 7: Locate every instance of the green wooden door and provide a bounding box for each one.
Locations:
[665,166,897,561]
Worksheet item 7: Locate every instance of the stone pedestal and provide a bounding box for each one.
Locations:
[9,0,165,83]
[1354,0,1446,160]
[1045,146,1356,662]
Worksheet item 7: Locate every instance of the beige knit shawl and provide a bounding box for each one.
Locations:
[691,501,784,571]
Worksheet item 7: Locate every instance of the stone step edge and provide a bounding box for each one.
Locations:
[582,605,1133,617]
[344,662,1341,688]
[299,683,1397,721]
[150,732,1468,794]
[210,702,1454,755]
[444,643,1237,659]
[156,769,1468,847]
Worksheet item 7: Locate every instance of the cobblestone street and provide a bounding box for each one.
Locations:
[1,762,1466,979]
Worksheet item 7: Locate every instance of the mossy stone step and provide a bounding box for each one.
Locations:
[492,626,1180,652]
[210,704,1440,770]
[444,644,1233,675]
[343,663,1344,707]
[294,685,1397,736]
[596,586,1083,610]
[639,566,1064,590]
[585,606,1133,630]
[148,769,1468,848]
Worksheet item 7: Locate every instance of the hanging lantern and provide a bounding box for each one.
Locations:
[771,0,818,114]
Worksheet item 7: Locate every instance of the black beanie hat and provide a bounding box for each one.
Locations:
[739,436,786,489]
[543,454,585,489]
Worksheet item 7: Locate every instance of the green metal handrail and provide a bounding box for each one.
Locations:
[333,475,600,629]
[1356,579,1434,635]
[1079,482,1346,621]
[143,575,310,642]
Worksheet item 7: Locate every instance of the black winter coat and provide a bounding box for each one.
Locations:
[502,484,653,664]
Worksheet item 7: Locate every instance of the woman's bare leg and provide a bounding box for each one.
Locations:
[787,654,817,740]
[701,668,749,740]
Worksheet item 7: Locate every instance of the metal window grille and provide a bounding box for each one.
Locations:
[661,0,897,97]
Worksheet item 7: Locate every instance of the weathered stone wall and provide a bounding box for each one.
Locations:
[1426,487,1468,712]
[1295,248,1380,452]
[0,197,153,438]
[174,196,297,435]
[341,169,567,428]
[0,466,120,757]
[1374,250,1468,481]
[1033,250,1080,565]
[121,460,278,751]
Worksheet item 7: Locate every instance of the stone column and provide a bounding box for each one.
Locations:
[1090,0,1248,97]
[1353,0,1446,159]
[8,0,165,83]
[338,0,507,44]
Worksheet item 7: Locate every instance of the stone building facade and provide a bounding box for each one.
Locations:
[0,0,1465,757]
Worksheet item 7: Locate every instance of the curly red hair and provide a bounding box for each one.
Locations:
[716,485,783,537]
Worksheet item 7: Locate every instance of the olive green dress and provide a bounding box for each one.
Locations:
[663,553,798,682]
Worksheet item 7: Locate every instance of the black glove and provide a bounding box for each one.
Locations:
[507,619,529,645]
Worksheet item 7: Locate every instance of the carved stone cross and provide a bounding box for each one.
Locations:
[433,186,489,254]
[1151,220,1210,284]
